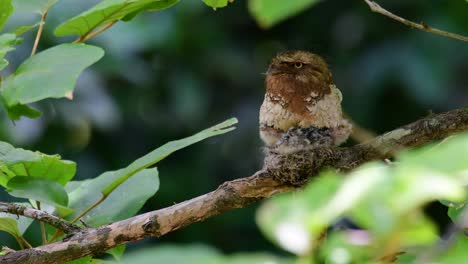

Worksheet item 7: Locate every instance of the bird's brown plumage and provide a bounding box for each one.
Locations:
[259,51,351,152]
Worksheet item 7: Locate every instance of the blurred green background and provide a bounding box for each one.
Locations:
[0,0,467,256]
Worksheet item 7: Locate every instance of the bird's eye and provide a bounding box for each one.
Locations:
[294,62,303,68]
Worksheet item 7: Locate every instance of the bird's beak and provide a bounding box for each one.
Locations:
[266,64,281,75]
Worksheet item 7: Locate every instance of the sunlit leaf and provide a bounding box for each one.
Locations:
[122,0,180,21]
[54,0,181,37]
[7,177,69,207]
[1,44,103,119]
[0,141,76,187]
[66,168,159,227]
[202,0,229,9]
[0,203,34,236]
[248,0,319,28]
[0,217,21,239]
[101,118,237,196]
[320,231,373,263]
[0,0,13,32]
[256,172,342,255]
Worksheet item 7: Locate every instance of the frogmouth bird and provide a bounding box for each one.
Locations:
[259,51,352,154]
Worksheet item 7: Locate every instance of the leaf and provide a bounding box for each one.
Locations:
[248,0,319,28]
[101,118,237,195]
[436,234,468,263]
[0,140,76,187]
[448,204,466,222]
[106,245,126,261]
[0,217,21,239]
[256,172,342,255]
[1,44,104,108]
[0,33,21,70]
[0,58,7,71]
[121,0,180,21]
[120,244,222,264]
[202,0,229,9]
[7,177,69,207]
[13,22,42,36]
[66,168,159,227]
[0,203,34,235]
[3,103,42,120]
[64,256,93,264]
[12,0,59,14]
[0,0,14,32]
[54,0,181,37]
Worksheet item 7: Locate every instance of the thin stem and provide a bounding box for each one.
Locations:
[36,201,47,244]
[73,21,117,44]
[30,11,48,56]
[18,237,32,249]
[364,0,468,42]
[71,194,107,224]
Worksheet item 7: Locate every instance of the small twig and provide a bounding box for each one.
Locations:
[0,202,81,234]
[364,0,468,42]
[30,10,49,56]
[73,21,117,43]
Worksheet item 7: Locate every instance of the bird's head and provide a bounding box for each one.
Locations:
[265,51,332,95]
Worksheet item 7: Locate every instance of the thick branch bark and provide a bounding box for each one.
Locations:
[1,108,467,264]
[0,202,81,234]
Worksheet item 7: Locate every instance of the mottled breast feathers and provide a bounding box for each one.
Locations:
[259,51,352,150]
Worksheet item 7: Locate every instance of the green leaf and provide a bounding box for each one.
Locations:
[448,204,466,222]
[0,203,34,235]
[66,168,159,227]
[120,244,222,264]
[64,256,93,264]
[0,0,14,32]
[248,0,319,28]
[121,0,180,21]
[256,172,342,255]
[202,0,229,9]
[101,118,237,196]
[54,0,181,37]
[0,58,7,71]
[7,177,69,207]
[3,103,42,120]
[0,140,76,187]
[0,217,21,239]
[226,253,292,264]
[13,22,42,36]
[12,0,59,14]
[1,44,104,110]
[0,33,21,70]
[436,234,468,263]
[397,133,468,175]
[106,245,126,261]
[319,231,373,263]
[398,212,438,246]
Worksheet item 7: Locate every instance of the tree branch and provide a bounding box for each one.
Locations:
[1,107,467,264]
[364,0,468,42]
[0,202,81,234]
